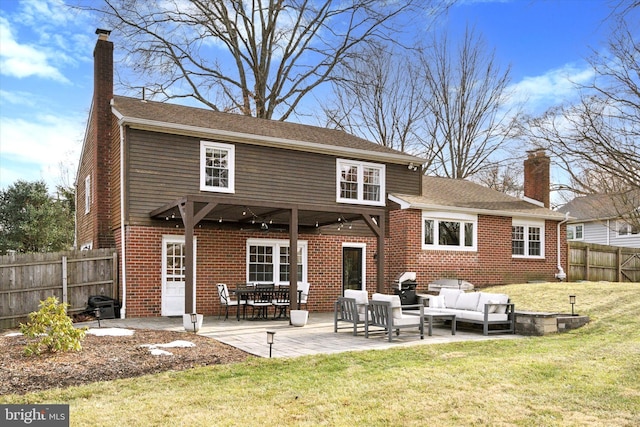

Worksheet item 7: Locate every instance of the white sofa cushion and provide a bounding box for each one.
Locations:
[476,292,509,314]
[372,293,403,319]
[393,316,421,327]
[345,289,369,320]
[456,310,509,322]
[439,288,463,309]
[454,292,481,311]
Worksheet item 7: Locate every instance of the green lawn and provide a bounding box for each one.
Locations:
[2,282,639,426]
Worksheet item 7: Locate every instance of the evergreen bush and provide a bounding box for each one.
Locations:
[20,296,86,356]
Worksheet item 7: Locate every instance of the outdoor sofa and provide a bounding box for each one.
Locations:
[422,288,516,336]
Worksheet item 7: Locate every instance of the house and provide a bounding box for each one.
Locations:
[558,192,640,248]
[76,30,568,318]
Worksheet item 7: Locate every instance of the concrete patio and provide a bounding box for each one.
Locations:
[90,312,522,358]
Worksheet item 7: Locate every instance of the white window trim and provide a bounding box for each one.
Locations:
[422,211,478,252]
[246,239,308,285]
[200,140,235,193]
[512,218,545,259]
[336,159,386,206]
[567,224,584,241]
[84,174,91,214]
[342,242,367,291]
[616,220,639,238]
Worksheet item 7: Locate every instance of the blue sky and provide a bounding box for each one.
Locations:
[0,0,614,194]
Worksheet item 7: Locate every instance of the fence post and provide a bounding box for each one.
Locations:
[62,256,68,305]
[617,247,622,282]
[585,246,590,281]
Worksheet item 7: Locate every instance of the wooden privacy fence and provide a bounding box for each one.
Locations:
[0,249,118,329]
[568,242,640,282]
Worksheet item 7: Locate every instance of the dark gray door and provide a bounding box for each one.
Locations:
[342,247,363,292]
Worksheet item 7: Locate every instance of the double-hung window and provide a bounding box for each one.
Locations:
[567,224,584,240]
[200,141,235,193]
[336,159,385,206]
[422,212,477,251]
[512,219,545,258]
[247,239,307,285]
[617,221,639,237]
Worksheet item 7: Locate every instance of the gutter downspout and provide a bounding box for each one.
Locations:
[119,122,127,318]
[555,212,570,281]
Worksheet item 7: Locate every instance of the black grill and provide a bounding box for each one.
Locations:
[87,295,121,319]
[394,272,418,305]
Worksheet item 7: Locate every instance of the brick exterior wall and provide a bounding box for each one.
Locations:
[76,33,115,250]
[116,225,378,317]
[116,209,566,318]
[524,150,551,208]
[388,209,565,290]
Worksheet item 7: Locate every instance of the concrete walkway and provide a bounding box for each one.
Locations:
[90,312,522,359]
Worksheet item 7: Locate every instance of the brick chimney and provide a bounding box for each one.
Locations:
[523,149,550,208]
[92,28,114,248]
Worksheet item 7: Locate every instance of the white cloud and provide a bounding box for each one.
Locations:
[508,63,595,115]
[0,16,69,82]
[0,112,84,191]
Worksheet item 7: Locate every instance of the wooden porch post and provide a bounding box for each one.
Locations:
[181,201,195,314]
[289,207,299,308]
[361,211,385,293]
[376,210,385,293]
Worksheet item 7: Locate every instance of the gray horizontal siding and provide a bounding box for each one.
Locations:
[126,128,421,223]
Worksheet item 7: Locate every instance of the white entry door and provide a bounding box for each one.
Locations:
[162,235,196,316]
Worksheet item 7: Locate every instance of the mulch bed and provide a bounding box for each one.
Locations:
[0,328,250,395]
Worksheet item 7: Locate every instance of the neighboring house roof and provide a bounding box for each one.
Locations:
[558,191,640,222]
[111,95,423,166]
[390,176,565,220]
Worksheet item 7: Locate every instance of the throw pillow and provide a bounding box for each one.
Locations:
[486,300,499,314]
[429,295,445,308]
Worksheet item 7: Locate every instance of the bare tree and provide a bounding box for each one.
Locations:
[420,26,520,179]
[474,163,524,199]
[322,43,429,154]
[522,4,639,195]
[83,0,450,121]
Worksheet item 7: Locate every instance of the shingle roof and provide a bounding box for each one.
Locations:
[111,95,423,164]
[390,176,565,220]
[557,191,640,222]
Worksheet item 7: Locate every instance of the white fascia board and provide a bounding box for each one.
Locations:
[389,194,565,221]
[112,107,424,166]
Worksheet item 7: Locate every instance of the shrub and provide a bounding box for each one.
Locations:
[20,296,86,356]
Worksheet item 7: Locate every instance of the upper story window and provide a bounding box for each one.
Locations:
[84,175,91,214]
[567,224,584,240]
[200,141,235,193]
[617,220,639,237]
[512,219,545,258]
[336,159,385,206]
[422,212,477,251]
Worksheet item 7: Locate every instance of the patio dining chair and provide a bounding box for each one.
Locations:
[247,285,274,319]
[272,288,290,319]
[217,283,245,321]
[297,282,310,310]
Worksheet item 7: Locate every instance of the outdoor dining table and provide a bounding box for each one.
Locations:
[233,285,303,321]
